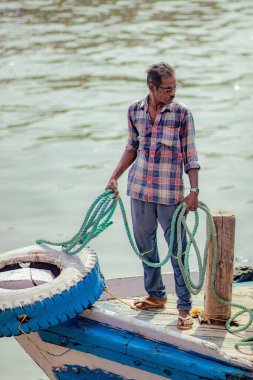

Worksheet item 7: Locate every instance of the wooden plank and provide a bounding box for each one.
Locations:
[0,268,55,289]
[96,284,253,365]
[101,272,199,301]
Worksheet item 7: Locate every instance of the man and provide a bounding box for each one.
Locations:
[106,63,200,329]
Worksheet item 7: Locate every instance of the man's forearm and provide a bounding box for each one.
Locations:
[110,149,136,181]
[187,168,199,188]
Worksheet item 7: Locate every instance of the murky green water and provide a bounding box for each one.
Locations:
[0,1,253,378]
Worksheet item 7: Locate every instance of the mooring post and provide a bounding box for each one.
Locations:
[204,210,235,322]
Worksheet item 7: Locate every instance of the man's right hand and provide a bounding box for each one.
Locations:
[105,178,119,198]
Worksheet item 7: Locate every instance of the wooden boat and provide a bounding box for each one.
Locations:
[15,273,253,380]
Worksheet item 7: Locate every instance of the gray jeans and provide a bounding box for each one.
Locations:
[130,198,192,311]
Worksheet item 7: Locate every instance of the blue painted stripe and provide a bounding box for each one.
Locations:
[39,318,253,380]
[53,364,129,379]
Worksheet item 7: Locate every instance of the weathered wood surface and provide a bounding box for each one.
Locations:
[0,268,55,289]
[205,211,235,321]
[100,272,199,301]
[96,284,253,364]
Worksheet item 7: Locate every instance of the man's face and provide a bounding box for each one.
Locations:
[150,75,177,105]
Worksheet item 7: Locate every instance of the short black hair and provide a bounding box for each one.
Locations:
[147,63,175,88]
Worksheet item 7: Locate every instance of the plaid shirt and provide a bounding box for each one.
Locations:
[126,96,200,205]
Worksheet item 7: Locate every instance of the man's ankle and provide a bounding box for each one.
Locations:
[178,310,190,318]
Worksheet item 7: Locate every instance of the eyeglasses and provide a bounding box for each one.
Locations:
[158,83,180,94]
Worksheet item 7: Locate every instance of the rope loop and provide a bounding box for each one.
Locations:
[36,189,252,347]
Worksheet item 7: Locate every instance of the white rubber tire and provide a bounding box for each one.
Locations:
[0,245,105,336]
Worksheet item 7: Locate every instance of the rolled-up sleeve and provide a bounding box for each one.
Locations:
[126,106,139,153]
[180,109,200,173]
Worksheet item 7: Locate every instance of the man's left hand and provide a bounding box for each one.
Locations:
[180,192,198,215]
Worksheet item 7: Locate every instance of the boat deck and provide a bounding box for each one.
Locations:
[96,283,253,365]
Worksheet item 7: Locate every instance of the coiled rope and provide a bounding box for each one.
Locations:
[36,189,253,347]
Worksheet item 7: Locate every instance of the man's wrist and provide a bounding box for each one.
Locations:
[190,187,199,194]
[110,172,119,181]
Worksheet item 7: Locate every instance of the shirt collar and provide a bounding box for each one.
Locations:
[139,96,148,112]
[161,102,173,113]
[140,95,172,113]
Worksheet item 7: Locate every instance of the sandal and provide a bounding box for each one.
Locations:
[131,297,167,310]
[177,315,194,330]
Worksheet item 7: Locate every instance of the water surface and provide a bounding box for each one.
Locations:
[0,1,252,378]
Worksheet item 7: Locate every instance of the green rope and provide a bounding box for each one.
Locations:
[37,190,117,255]
[36,189,253,347]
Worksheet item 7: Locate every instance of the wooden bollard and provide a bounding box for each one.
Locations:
[204,210,235,323]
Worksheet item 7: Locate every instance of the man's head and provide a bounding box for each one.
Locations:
[147,63,177,105]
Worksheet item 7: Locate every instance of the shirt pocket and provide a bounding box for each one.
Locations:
[161,126,179,150]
